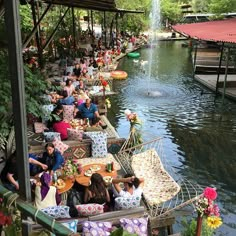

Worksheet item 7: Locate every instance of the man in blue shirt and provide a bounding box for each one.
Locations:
[74,98,99,121]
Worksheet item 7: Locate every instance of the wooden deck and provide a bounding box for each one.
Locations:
[193,48,236,74]
[195,74,236,101]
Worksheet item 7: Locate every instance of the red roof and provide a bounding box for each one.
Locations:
[172,18,236,44]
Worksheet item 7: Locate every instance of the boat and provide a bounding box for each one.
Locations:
[110,70,128,80]
[127,52,140,58]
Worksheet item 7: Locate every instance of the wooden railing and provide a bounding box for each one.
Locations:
[0,185,77,236]
[85,78,114,91]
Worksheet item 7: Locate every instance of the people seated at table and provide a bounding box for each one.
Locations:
[63,71,73,83]
[87,63,95,79]
[90,57,98,68]
[0,151,49,192]
[74,98,99,121]
[52,119,71,141]
[84,173,110,206]
[73,63,81,78]
[112,174,144,198]
[34,172,61,210]
[57,90,75,106]
[79,68,90,80]
[0,152,18,191]
[47,104,64,129]
[74,89,89,106]
[80,58,87,71]
[40,143,64,175]
[85,117,104,132]
[63,79,75,97]
[29,152,48,176]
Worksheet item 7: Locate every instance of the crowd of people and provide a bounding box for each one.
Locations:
[0,147,144,212]
[0,31,147,217]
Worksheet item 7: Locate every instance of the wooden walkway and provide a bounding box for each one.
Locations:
[195,74,236,101]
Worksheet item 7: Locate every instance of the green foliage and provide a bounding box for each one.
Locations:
[110,227,138,236]
[0,49,50,149]
[191,0,210,13]
[208,0,236,14]
[181,218,214,236]
[19,4,33,36]
[24,65,49,117]
[161,0,182,24]
[115,0,150,34]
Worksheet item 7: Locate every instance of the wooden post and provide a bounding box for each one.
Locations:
[72,7,76,58]
[91,10,94,34]
[4,0,31,202]
[192,40,198,78]
[222,47,230,104]
[104,11,107,47]
[42,7,70,51]
[87,10,90,32]
[31,0,43,68]
[215,43,225,95]
[115,12,118,46]
[196,215,203,236]
[23,3,52,49]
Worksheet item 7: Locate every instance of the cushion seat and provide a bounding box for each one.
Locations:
[74,153,121,171]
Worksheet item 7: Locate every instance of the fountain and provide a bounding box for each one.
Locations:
[147,0,161,97]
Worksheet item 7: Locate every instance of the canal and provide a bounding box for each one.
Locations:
[108,41,236,235]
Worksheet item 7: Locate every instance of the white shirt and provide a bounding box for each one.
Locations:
[34,186,57,210]
[112,184,143,198]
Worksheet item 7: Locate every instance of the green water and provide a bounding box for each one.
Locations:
[108,41,236,235]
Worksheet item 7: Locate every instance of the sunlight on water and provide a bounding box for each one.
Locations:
[111,42,236,235]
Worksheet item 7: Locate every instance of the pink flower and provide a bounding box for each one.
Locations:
[212,204,220,217]
[4,216,12,226]
[204,187,217,201]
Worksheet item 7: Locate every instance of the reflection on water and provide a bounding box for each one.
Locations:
[108,41,236,235]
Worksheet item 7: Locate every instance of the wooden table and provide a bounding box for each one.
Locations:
[32,176,74,195]
[75,163,117,187]
[56,177,75,195]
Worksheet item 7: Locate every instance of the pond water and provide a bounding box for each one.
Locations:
[107,41,236,235]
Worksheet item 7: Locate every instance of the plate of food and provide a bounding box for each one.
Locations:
[54,179,66,189]
[103,176,113,185]
[84,169,93,177]
[90,165,101,172]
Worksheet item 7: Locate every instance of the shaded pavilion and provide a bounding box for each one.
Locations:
[22,0,144,66]
[172,18,236,100]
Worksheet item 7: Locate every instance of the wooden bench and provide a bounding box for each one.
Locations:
[31,206,146,233]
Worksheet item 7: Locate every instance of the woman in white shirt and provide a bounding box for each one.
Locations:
[112,174,144,198]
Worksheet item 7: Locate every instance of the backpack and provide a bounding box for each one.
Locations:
[66,188,83,207]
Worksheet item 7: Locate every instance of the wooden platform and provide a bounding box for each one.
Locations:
[195,74,236,101]
[193,48,236,74]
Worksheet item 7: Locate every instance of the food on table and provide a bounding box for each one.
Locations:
[70,119,81,129]
[103,176,113,184]
[54,178,66,189]
[90,165,101,172]
[84,169,93,177]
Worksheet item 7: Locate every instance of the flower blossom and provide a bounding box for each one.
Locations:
[206,216,222,229]
[203,187,217,201]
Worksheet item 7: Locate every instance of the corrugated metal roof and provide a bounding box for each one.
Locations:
[172,18,236,44]
[41,0,144,13]
[42,0,116,11]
